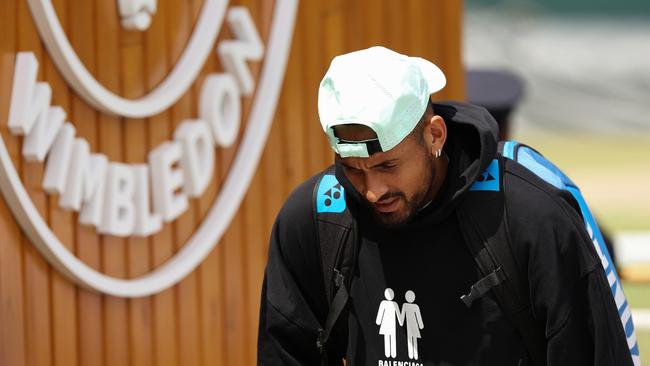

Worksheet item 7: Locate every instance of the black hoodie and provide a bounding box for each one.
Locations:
[258,102,632,366]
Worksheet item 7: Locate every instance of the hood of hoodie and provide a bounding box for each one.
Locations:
[334,101,499,227]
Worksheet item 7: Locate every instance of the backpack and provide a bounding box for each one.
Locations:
[312,140,640,366]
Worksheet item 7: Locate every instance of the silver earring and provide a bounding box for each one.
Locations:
[435,149,442,158]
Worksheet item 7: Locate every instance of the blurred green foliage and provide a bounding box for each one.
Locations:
[639,331,649,364]
[513,132,650,232]
[623,282,650,364]
[625,282,650,308]
[466,0,650,17]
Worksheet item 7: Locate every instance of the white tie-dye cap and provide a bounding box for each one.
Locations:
[318,46,446,157]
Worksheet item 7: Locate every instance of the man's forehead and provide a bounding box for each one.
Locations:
[333,124,378,141]
[338,149,391,167]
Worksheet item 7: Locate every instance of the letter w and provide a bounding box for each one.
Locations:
[8,53,51,136]
[8,52,64,162]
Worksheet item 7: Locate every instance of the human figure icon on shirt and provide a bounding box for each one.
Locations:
[375,288,403,358]
[400,290,424,360]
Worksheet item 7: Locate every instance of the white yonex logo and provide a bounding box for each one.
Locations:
[376,288,424,362]
[0,0,298,297]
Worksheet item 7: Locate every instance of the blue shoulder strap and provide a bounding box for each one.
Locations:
[500,141,640,365]
[312,166,358,365]
[462,157,547,365]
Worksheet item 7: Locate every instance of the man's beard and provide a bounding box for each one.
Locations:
[366,156,436,228]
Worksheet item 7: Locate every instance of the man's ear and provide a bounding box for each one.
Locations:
[425,115,447,156]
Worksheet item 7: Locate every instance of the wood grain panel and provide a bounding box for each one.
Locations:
[0,1,26,364]
[238,1,260,363]
[299,1,328,172]
[216,17,248,366]
[242,168,265,363]
[260,114,286,232]
[121,15,155,366]
[67,1,106,365]
[28,0,82,364]
[363,0,386,46]
[440,0,465,100]
[167,0,202,364]
[242,4,278,362]
[147,0,178,364]
[16,0,53,365]
[384,1,408,54]
[276,13,305,192]
[320,3,345,165]
[197,173,225,366]
[95,1,129,365]
[421,0,445,78]
[406,1,426,56]
[260,0,296,237]
[192,2,227,365]
[200,1,259,363]
[0,1,465,365]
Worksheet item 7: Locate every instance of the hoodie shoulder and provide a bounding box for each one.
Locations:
[276,173,320,230]
[269,169,332,322]
[274,171,323,271]
[502,158,601,277]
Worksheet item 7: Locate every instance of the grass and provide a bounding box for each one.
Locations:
[625,282,650,308]
[512,131,650,232]
[639,332,650,364]
[625,282,650,363]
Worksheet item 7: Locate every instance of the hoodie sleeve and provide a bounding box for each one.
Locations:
[505,165,633,366]
[258,176,345,365]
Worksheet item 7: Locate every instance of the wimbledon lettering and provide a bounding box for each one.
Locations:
[133,164,162,236]
[6,6,264,237]
[79,154,108,227]
[42,123,75,194]
[23,106,65,161]
[173,120,215,197]
[100,163,136,236]
[60,138,90,210]
[150,141,188,223]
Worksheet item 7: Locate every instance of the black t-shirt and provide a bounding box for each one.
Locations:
[346,201,525,366]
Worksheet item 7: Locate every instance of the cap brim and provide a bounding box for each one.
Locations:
[410,57,447,95]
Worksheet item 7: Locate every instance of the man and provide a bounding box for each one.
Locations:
[257,46,632,365]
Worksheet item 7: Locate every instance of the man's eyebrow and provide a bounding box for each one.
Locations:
[368,159,399,169]
[341,159,399,170]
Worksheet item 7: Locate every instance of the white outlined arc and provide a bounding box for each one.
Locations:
[0,0,298,298]
[27,0,228,119]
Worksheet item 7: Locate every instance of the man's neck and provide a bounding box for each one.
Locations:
[424,152,450,206]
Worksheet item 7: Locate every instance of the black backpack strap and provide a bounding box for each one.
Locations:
[456,157,547,366]
[312,166,358,365]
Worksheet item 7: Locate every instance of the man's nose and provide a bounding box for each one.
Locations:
[364,174,388,203]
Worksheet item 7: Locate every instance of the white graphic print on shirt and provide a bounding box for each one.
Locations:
[376,288,424,360]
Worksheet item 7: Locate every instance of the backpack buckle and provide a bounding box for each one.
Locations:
[316,328,326,354]
[333,269,345,288]
[460,267,506,308]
